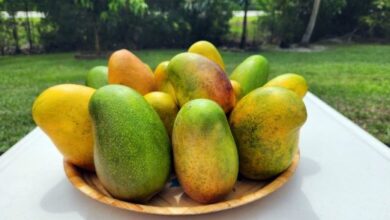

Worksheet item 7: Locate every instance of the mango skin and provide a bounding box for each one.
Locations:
[144,91,178,136]
[188,40,225,71]
[108,49,155,95]
[173,99,238,203]
[230,55,269,96]
[154,61,177,102]
[263,73,308,98]
[229,87,307,180]
[89,85,171,202]
[167,52,235,113]
[230,80,243,101]
[86,66,108,89]
[32,84,95,171]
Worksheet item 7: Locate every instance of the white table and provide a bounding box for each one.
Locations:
[1,93,390,220]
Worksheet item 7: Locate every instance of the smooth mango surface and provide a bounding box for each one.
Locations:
[32,84,95,171]
[188,40,225,71]
[89,85,171,202]
[230,55,269,96]
[263,73,308,98]
[108,49,155,95]
[230,80,243,101]
[230,87,307,180]
[167,52,235,112]
[86,66,108,89]
[154,61,177,102]
[173,99,238,203]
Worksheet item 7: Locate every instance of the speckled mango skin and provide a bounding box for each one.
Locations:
[188,40,225,71]
[108,49,155,95]
[263,73,308,98]
[229,87,307,180]
[167,52,235,113]
[154,61,177,102]
[89,85,171,202]
[230,55,269,96]
[173,99,239,204]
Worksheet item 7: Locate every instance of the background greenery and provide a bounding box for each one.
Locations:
[0,44,389,153]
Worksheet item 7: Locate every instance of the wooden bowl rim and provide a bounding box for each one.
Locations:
[63,152,299,215]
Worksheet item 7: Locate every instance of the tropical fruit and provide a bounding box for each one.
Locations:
[229,87,307,180]
[89,85,171,202]
[188,40,225,71]
[230,55,269,96]
[32,84,95,171]
[86,66,108,89]
[167,52,235,112]
[144,91,178,136]
[230,80,243,101]
[172,99,239,203]
[108,49,155,95]
[263,73,308,98]
[154,61,176,102]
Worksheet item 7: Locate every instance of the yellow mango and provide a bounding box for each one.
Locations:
[188,40,225,71]
[263,73,308,98]
[154,61,177,102]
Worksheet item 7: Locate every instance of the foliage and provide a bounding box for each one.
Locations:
[360,0,390,38]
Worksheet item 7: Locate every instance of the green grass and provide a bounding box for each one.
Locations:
[0,44,389,153]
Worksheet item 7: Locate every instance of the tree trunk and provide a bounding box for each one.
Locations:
[239,0,249,49]
[301,0,321,46]
[24,1,33,52]
[94,25,101,55]
[10,13,21,54]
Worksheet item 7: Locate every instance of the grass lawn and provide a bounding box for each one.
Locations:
[0,44,389,153]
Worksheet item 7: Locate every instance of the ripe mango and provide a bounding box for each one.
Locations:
[230,55,269,96]
[108,49,155,95]
[89,85,171,202]
[144,91,178,136]
[173,99,238,203]
[167,52,235,112]
[86,66,108,89]
[230,80,243,101]
[188,40,225,71]
[154,61,176,102]
[32,84,95,171]
[263,73,308,98]
[229,87,307,180]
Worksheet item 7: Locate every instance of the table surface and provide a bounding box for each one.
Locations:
[1,93,390,220]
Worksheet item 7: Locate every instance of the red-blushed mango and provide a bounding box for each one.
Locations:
[230,87,307,180]
[108,49,155,95]
[167,52,235,113]
[263,73,308,98]
[144,91,178,136]
[32,84,95,171]
[173,99,238,203]
[188,40,225,71]
[230,55,269,96]
[154,61,177,102]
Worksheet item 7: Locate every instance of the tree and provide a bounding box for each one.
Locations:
[23,0,33,51]
[300,0,321,45]
[76,0,147,55]
[240,0,249,49]
[3,0,22,54]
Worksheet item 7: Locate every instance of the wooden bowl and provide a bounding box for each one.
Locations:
[64,152,299,215]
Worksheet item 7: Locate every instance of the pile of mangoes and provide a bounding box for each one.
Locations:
[32,41,307,204]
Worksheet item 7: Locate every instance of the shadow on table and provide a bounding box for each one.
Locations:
[40,156,320,220]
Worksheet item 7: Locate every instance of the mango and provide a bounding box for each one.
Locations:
[188,40,225,71]
[89,85,171,202]
[263,73,308,98]
[173,99,238,203]
[154,61,177,102]
[144,91,178,136]
[229,87,307,180]
[230,80,243,101]
[167,52,235,112]
[32,84,95,171]
[86,66,108,89]
[230,55,269,96]
[108,49,155,95]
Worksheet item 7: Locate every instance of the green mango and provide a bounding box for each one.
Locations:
[86,66,108,89]
[230,55,269,96]
[230,87,307,180]
[89,85,171,202]
[173,99,238,203]
[167,52,235,113]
